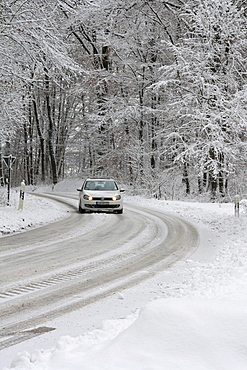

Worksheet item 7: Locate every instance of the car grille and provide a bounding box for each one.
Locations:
[85,204,120,209]
[92,197,113,201]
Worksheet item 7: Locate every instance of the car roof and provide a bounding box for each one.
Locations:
[85,178,116,181]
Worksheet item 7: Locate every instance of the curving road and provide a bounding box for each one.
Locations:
[0,193,199,350]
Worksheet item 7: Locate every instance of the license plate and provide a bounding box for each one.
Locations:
[96,202,109,205]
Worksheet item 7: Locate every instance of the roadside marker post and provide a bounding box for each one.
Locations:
[234,195,240,217]
[18,180,25,210]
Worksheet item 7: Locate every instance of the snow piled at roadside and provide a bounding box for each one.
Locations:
[0,192,68,236]
[9,298,247,370]
[2,181,247,370]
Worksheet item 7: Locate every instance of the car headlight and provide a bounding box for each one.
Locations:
[83,194,93,201]
[112,195,121,201]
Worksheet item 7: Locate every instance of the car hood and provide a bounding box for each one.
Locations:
[84,190,120,197]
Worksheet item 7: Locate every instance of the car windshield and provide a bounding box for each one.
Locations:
[84,180,118,191]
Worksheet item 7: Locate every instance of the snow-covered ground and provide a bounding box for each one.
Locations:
[1,179,247,369]
[0,191,69,237]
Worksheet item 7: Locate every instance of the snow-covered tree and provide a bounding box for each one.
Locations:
[0,0,82,184]
[155,0,247,197]
[2,0,246,197]
[63,0,180,186]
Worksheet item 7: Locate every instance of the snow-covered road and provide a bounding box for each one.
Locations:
[1,180,247,370]
[0,193,199,350]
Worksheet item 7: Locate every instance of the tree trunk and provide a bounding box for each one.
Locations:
[45,73,58,184]
[33,98,45,182]
[182,163,190,194]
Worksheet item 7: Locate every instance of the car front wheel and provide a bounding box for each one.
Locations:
[79,204,86,213]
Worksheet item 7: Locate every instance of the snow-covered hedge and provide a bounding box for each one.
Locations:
[240,199,247,215]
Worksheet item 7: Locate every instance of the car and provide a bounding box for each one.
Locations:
[77,178,124,214]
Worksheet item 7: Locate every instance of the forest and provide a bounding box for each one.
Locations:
[0,0,246,200]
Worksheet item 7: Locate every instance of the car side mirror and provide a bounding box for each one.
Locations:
[77,188,82,191]
[120,189,125,192]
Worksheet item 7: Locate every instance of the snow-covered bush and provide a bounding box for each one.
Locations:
[240,199,247,215]
[0,188,7,206]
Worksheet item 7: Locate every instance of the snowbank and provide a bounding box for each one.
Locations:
[0,192,68,236]
[8,298,247,370]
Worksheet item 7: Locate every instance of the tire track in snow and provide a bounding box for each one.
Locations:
[0,193,199,350]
